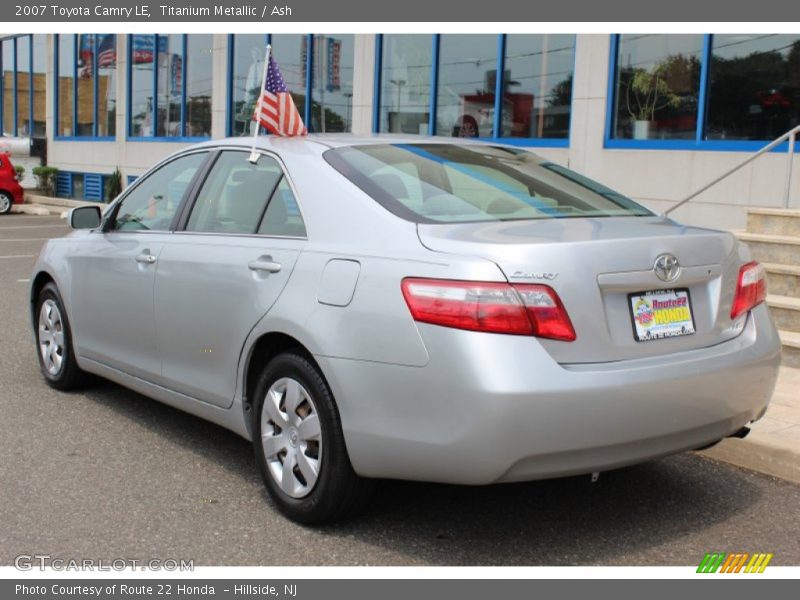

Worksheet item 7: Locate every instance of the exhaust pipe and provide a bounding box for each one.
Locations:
[728,426,751,439]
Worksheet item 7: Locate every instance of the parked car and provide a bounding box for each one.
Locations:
[30,135,782,523]
[0,152,25,214]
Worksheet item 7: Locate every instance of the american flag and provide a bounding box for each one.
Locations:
[96,34,116,68]
[255,54,307,137]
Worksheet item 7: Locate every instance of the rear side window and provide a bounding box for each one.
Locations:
[257,178,306,237]
[112,152,206,232]
[186,151,283,234]
[324,144,653,224]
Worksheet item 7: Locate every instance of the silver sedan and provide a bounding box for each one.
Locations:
[30,135,782,523]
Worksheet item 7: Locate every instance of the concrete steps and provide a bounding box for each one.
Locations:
[747,208,800,237]
[736,232,800,265]
[740,208,800,367]
[763,263,800,297]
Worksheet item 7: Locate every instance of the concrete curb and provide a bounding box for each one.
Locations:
[10,204,51,216]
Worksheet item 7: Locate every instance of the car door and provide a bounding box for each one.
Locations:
[68,151,209,381]
[153,149,308,408]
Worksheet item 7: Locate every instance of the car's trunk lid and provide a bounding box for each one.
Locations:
[417,216,744,364]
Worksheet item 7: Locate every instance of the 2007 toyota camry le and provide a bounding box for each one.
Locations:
[30,135,782,523]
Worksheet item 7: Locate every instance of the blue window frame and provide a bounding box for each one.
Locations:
[373,34,575,147]
[227,33,355,136]
[55,171,109,201]
[605,34,800,152]
[53,34,117,141]
[127,34,212,142]
[1,34,45,138]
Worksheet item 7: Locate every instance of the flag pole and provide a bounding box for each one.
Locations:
[248,44,272,164]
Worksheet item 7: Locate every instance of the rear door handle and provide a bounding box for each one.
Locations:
[248,257,282,274]
[135,252,157,265]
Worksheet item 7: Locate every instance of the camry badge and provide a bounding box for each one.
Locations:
[654,254,681,282]
[510,271,558,281]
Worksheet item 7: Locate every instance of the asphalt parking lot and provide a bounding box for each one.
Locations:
[1,213,800,567]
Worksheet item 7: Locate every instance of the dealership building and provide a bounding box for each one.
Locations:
[1,32,800,229]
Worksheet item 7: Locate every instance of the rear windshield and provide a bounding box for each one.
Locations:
[323,143,653,224]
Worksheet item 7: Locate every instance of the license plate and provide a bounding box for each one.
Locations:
[628,288,696,342]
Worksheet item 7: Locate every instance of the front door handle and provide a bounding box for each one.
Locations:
[135,252,157,265]
[248,257,282,274]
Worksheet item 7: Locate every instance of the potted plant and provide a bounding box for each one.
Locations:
[107,168,123,202]
[14,165,26,182]
[32,165,58,197]
[624,62,681,140]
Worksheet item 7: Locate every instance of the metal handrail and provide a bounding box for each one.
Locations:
[664,124,800,216]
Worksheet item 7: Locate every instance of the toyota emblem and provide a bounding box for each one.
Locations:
[654,254,681,282]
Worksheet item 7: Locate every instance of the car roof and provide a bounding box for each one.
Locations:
[202,133,509,151]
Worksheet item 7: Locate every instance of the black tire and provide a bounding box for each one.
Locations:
[252,352,373,524]
[0,191,13,215]
[34,282,92,390]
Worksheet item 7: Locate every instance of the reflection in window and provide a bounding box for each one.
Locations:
[504,35,575,139]
[186,34,213,137]
[230,35,267,136]
[57,34,75,136]
[15,36,30,135]
[129,34,212,139]
[612,34,702,140]
[1,40,10,134]
[378,34,431,135]
[32,35,47,137]
[310,34,354,132]
[129,34,155,137]
[157,34,182,137]
[76,35,94,136]
[706,35,800,141]
[435,35,497,138]
[96,34,117,137]
[270,34,307,122]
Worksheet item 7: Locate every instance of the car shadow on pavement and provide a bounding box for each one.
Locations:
[79,379,768,566]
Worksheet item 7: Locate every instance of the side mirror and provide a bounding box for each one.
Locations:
[68,205,102,230]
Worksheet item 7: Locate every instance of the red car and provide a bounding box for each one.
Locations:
[0,152,25,214]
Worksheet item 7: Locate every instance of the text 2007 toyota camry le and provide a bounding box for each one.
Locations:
[30,136,781,523]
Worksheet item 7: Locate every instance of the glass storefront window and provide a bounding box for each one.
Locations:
[15,36,30,135]
[129,34,212,139]
[129,34,155,137]
[706,34,800,141]
[96,34,117,137]
[435,35,497,138]
[310,34,354,132]
[378,34,431,135]
[186,34,213,137]
[612,34,703,141]
[57,35,75,136]
[230,34,267,136]
[76,35,94,136]
[32,34,47,137]
[504,35,575,139]
[270,34,307,122]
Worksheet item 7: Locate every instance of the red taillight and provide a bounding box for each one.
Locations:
[731,261,767,321]
[401,278,576,341]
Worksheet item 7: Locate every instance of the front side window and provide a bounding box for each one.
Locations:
[325,144,652,224]
[611,34,703,141]
[112,152,206,232]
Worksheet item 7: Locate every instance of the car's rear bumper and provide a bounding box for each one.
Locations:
[319,303,781,485]
[9,182,24,203]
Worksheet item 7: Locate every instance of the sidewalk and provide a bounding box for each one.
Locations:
[700,366,800,484]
